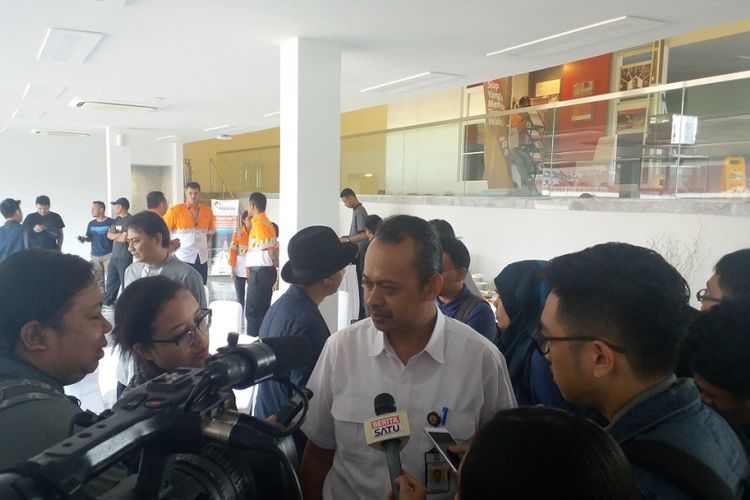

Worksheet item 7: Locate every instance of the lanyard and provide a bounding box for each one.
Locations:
[189,205,201,229]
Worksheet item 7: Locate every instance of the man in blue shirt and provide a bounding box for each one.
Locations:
[0,199,30,264]
[77,201,114,292]
[254,226,356,454]
[436,236,497,342]
[541,243,749,499]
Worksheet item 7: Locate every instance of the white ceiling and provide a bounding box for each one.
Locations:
[1,0,749,142]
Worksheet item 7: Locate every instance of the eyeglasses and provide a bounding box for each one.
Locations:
[531,329,627,355]
[696,288,723,304]
[152,308,212,348]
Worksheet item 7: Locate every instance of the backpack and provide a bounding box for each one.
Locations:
[622,411,750,500]
[456,294,484,324]
[0,378,75,411]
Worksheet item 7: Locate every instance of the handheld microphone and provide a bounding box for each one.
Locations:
[364,393,411,499]
[203,335,312,389]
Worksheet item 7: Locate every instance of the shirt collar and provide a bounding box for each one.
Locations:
[606,374,678,429]
[366,307,446,364]
[251,212,268,223]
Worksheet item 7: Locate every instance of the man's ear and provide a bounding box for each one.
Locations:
[133,343,155,362]
[591,340,617,379]
[18,321,50,352]
[423,273,444,301]
[457,267,469,282]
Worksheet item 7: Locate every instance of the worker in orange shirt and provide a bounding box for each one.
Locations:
[245,192,278,336]
[229,210,251,308]
[163,182,215,285]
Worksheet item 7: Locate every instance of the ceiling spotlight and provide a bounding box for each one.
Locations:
[215,134,232,140]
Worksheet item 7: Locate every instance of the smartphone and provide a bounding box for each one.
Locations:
[423,427,462,473]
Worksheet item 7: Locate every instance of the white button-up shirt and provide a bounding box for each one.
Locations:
[302,309,516,500]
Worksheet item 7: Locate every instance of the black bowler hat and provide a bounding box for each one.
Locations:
[281,226,357,285]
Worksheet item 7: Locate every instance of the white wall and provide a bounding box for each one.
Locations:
[346,197,750,308]
[0,133,108,259]
[0,132,183,259]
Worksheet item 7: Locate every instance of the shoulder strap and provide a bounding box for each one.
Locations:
[0,378,76,412]
[621,439,735,500]
[457,294,484,323]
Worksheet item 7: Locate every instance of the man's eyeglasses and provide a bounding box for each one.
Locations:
[531,329,627,355]
[152,308,212,348]
[696,288,723,304]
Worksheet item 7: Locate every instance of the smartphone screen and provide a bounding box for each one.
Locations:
[424,428,462,473]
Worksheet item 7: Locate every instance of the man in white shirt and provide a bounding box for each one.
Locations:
[300,215,515,500]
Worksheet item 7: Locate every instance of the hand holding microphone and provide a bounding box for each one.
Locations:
[363,393,411,500]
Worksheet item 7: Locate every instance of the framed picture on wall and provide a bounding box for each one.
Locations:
[617,98,649,133]
[571,80,595,121]
[619,62,652,91]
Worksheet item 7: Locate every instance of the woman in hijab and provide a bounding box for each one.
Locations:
[494,260,591,414]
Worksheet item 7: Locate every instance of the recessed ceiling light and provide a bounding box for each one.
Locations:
[215,134,232,141]
[364,173,374,178]
[10,109,19,119]
[263,111,280,117]
[37,28,104,63]
[203,124,231,132]
[486,16,663,58]
[360,71,461,94]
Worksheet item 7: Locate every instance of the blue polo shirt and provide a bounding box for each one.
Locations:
[437,285,497,343]
[254,285,330,419]
[86,218,114,257]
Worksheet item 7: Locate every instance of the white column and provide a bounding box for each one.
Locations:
[172,142,185,204]
[105,127,132,216]
[279,37,342,326]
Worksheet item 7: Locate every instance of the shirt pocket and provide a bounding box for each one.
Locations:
[331,396,377,464]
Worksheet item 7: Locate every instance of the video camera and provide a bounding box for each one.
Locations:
[0,335,313,500]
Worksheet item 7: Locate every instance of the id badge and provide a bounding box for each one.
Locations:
[424,450,451,494]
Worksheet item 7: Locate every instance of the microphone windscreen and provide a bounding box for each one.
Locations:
[262,335,313,375]
[374,393,397,416]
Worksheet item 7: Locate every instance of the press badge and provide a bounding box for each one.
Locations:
[424,450,451,494]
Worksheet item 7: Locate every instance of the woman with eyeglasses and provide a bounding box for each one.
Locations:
[112,276,211,394]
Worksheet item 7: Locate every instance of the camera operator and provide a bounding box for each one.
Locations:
[111,275,211,394]
[0,249,110,470]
